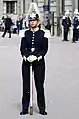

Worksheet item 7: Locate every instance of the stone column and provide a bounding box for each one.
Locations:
[3,2,6,14]
[20,0,23,14]
[62,0,65,14]
[25,0,30,14]
[56,0,60,36]
[15,2,17,14]
[17,0,23,15]
[17,0,21,15]
[72,0,75,13]
[75,0,78,9]
[77,0,79,11]
[0,0,3,19]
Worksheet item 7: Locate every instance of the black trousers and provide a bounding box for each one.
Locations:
[64,28,69,41]
[73,29,78,42]
[2,27,11,37]
[22,59,46,111]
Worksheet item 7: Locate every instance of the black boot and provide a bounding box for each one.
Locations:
[20,104,28,115]
[9,36,11,38]
[20,109,28,115]
[39,110,47,115]
[72,41,76,43]
[2,35,4,38]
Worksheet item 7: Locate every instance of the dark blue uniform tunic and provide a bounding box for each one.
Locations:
[62,16,71,41]
[20,29,48,112]
[73,16,79,42]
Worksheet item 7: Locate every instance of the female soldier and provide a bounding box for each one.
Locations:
[20,12,48,115]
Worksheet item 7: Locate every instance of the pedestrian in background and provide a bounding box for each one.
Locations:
[62,10,71,41]
[72,9,79,43]
[2,14,13,38]
[16,16,21,34]
[22,14,27,29]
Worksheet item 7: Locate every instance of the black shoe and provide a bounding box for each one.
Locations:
[65,39,69,41]
[62,39,68,41]
[2,36,4,38]
[62,39,65,41]
[72,41,76,43]
[9,36,11,38]
[20,110,28,115]
[39,110,47,115]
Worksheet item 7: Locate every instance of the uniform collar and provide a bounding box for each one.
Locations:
[31,27,39,33]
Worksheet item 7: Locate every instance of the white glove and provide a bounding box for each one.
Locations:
[69,27,72,30]
[77,26,79,29]
[38,56,42,61]
[27,55,37,62]
[23,55,27,62]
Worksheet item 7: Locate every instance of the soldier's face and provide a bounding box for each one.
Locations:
[29,20,38,28]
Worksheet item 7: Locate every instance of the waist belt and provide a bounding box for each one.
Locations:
[31,48,35,52]
[26,48,39,52]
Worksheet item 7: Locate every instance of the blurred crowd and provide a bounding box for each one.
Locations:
[1,8,79,42]
[0,14,29,34]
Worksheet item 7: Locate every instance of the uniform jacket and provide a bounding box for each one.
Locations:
[73,16,79,29]
[62,16,71,29]
[4,17,13,28]
[20,29,48,58]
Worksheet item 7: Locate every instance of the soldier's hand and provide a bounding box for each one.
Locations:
[27,55,37,62]
[38,56,42,61]
[77,26,79,29]
[23,55,27,62]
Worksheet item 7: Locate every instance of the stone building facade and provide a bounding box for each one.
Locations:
[0,0,78,17]
[0,0,79,35]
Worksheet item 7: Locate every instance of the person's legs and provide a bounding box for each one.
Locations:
[17,26,20,34]
[2,27,7,37]
[64,28,68,41]
[63,28,65,40]
[20,60,30,115]
[8,27,11,38]
[75,29,78,41]
[72,29,76,43]
[63,28,67,41]
[66,28,69,41]
[33,60,47,115]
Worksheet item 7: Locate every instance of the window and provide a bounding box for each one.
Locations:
[3,1,17,14]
